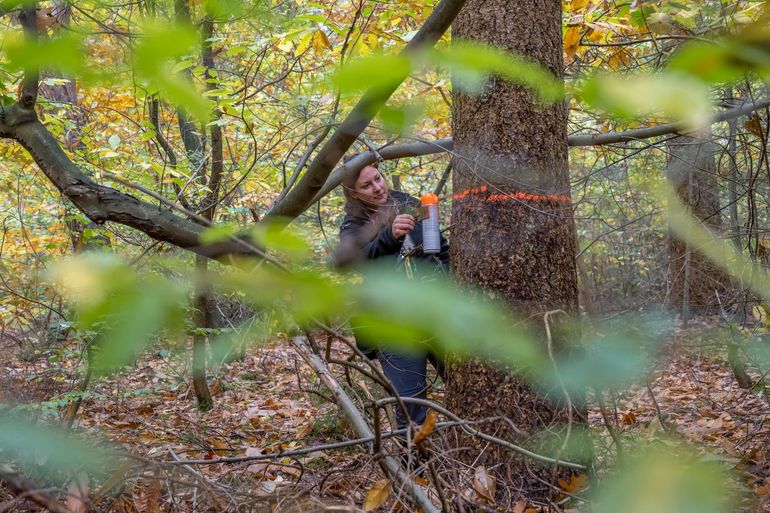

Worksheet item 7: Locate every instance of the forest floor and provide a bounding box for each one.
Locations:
[1,319,770,512]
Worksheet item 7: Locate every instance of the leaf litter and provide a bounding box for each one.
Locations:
[1,321,769,511]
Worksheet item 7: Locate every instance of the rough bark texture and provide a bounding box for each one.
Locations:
[666,133,732,315]
[445,0,582,492]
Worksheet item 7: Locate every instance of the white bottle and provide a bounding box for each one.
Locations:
[421,193,441,254]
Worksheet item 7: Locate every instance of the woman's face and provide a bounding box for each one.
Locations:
[353,166,389,206]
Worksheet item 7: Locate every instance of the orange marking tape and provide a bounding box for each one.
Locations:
[449,185,572,204]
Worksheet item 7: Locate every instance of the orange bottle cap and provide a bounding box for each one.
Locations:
[420,193,439,205]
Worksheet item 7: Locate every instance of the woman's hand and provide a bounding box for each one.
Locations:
[391,214,416,239]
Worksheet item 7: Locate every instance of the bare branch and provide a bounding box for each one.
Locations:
[306,97,770,215]
[0,467,74,513]
[0,104,254,260]
[290,335,441,513]
[266,0,470,219]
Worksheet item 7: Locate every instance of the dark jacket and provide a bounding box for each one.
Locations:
[339,190,449,269]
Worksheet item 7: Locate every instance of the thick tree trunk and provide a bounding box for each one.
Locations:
[445,0,582,495]
[666,132,731,316]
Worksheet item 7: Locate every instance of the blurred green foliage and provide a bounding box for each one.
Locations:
[1,1,769,510]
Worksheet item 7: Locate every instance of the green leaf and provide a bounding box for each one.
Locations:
[200,223,241,245]
[351,267,543,369]
[332,54,412,94]
[378,102,425,136]
[668,43,746,83]
[204,0,245,18]
[133,21,211,122]
[250,217,312,261]
[594,446,734,513]
[580,72,713,130]
[0,417,108,475]
[47,255,188,375]
[663,181,770,303]
[536,315,669,395]
[433,41,563,102]
[133,22,198,73]
[4,33,86,77]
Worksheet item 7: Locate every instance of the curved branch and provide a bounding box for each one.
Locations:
[0,104,253,259]
[307,97,770,212]
[0,468,74,513]
[567,97,770,146]
[266,0,469,220]
[310,138,453,204]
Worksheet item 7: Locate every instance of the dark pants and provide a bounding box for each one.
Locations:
[378,348,445,428]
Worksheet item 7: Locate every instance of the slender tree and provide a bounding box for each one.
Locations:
[666,131,732,321]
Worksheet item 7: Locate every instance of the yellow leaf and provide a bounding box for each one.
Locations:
[473,466,496,502]
[570,0,589,12]
[312,30,331,56]
[295,420,314,439]
[364,479,391,511]
[564,27,581,60]
[559,473,588,494]
[647,12,673,34]
[512,500,527,513]
[585,26,606,43]
[413,410,437,444]
[210,438,229,451]
[294,32,313,56]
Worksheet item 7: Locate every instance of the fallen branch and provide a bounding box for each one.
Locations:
[0,467,74,513]
[375,397,586,471]
[289,336,441,513]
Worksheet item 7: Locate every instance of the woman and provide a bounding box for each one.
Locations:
[338,163,449,428]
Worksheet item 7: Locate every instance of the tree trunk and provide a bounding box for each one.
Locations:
[445,0,583,496]
[192,255,213,411]
[38,2,110,253]
[666,132,731,316]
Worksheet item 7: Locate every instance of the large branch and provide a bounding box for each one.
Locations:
[290,336,440,513]
[0,104,252,259]
[567,97,770,146]
[0,467,75,513]
[307,97,770,213]
[310,138,454,203]
[266,0,469,219]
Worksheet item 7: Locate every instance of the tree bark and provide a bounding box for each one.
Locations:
[666,132,732,316]
[445,0,583,495]
[192,254,213,411]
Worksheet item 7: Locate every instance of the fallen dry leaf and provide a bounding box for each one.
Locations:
[559,474,588,494]
[296,420,315,439]
[512,499,527,513]
[473,465,496,502]
[413,410,437,444]
[364,479,391,511]
[621,411,636,425]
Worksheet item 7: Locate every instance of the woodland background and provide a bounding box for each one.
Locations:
[2,0,770,512]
